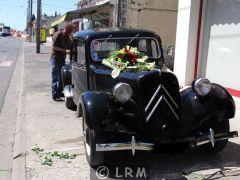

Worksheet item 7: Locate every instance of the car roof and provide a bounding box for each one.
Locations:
[73,28,160,41]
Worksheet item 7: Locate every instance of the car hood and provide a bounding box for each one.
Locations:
[91,65,161,94]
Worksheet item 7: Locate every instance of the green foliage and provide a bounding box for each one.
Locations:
[31,145,78,166]
[31,145,44,154]
[102,46,155,77]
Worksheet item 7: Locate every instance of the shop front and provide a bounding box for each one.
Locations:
[174,0,240,97]
[51,0,114,31]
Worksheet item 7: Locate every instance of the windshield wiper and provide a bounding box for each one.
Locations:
[96,34,113,51]
[123,34,140,48]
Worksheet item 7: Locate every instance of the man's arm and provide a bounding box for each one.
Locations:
[52,46,70,54]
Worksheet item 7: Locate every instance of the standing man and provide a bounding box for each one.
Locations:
[51,24,74,101]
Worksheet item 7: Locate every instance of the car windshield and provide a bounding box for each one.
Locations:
[91,37,161,62]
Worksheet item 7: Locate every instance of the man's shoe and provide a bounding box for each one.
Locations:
[52,97,63,101]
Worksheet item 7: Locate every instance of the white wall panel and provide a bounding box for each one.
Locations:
[200,0,240,90]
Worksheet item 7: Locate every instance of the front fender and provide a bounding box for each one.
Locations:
[179,84,235,136]
[81,91,111,131]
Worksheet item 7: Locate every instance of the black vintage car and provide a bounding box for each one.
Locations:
[61,28,238,167]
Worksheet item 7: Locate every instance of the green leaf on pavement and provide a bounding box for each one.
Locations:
[30,146,78,166]
[31,145,44,154]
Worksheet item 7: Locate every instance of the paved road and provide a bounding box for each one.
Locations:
[0,37,23,112]
[0,37,23,179]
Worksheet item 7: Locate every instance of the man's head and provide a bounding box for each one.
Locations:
[63,24,74,35]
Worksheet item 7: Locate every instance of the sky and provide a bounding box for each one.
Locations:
[0,0,78,30]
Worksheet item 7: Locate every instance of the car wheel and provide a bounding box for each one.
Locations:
[201,120,229,153]
[82,114,104,167]
[65,97,76,110]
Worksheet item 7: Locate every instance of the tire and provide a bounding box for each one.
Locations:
[201,120,230,153]
[65,97,76,110]
[82,113,104,167]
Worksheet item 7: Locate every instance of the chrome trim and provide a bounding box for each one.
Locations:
[193,78,212,97]
[163,96,179,121]
[192,131,238,147]
[131,136,136,156]
[162,85,179,109]
[146,95,163,122]
[72,65,87,71]
[95,131,238,152]
[209,128,215,147]
[96,142,154,152]
[145,85,161,112]
[113,82,133,103]
[63,85,73,98]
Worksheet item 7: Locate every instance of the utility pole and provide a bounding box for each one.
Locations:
[36,0,41,53]
[26,0,30,33]
[29,0,33,41]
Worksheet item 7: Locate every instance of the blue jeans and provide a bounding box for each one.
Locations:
[51,57,65,98]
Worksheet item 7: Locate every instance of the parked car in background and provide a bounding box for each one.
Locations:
[0,25,11,37]
[1,32,11,37]
[61,28,238,167]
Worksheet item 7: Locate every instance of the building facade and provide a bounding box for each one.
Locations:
[124,0,178,46]
[174,0,240,97]
[52,0,178,65]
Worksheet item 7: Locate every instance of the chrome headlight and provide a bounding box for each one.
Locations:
[113,83,133,103]
[193,78,212,96]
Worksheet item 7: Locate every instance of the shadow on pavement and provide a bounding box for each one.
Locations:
[90,141,240,179]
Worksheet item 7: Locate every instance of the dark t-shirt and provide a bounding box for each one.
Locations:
[51,31,71,62]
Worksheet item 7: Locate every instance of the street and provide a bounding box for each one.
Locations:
[0,37,23,179]
[0,38,240,180]
[0,37,22,111]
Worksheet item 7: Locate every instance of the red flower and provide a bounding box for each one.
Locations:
[132,58,137,64]
[117,54,122,59]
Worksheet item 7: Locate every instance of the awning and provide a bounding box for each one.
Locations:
[51,14,67,27]
[51,1,112,27]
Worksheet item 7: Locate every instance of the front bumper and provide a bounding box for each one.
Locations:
[95,130,238,155]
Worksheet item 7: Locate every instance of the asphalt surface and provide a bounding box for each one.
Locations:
[0,37,22,112]
[0,37,23,179]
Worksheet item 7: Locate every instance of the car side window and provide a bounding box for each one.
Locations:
[138,39,147,53]
[151,40,159,58]
[77,45,86,66]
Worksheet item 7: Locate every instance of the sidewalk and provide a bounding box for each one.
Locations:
[15,42,240,179]
[22,43,89,179]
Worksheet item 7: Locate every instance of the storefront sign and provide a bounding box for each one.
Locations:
[77,0,110,10]
[40,28,46,43]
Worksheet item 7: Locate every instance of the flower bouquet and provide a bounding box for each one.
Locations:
[102,46,155,78]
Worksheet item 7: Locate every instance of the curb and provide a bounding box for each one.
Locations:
[11,42,26,180]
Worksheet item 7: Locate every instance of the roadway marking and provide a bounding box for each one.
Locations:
[0,61,14,67]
